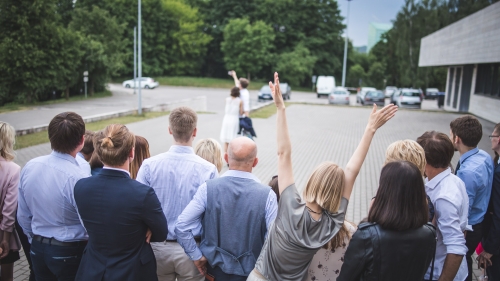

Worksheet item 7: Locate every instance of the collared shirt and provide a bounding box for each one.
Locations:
[103,166,131,177]
[175,170,278,261]
[456,148,494,225]
[136,145,218,240]
[424,168,469,281]
[17,151,90,242]
[76,152,92,176]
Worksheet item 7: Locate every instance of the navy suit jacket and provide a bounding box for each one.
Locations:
[483,164,500,255]
[74,169,168,281]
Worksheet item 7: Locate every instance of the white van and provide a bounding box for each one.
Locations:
[316,76,336,98]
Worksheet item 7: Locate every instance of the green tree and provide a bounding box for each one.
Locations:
[275,43,317,86]
[367,62,386,89]
[347,64,366,88]
[221,18,275,80]
[69,6,125,95]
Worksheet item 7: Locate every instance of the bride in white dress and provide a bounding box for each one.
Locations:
[220,87,243,153]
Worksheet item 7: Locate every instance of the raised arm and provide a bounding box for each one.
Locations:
[343,104,397,200]
[270,72,294,194]
[230,70,240,87]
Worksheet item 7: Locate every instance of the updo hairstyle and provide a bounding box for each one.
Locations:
[95,124,135,166]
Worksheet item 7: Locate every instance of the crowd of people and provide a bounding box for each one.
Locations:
[0,71,498,281]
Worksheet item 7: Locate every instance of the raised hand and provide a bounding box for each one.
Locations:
[367,104,398,131]
[269,72,285,109]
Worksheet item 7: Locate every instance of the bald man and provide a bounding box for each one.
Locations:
[175,137,278,281]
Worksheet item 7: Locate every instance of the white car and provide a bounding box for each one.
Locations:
[391,88,422,109]
[122,77,159,89]
[384,86,398,98]
[356,87,376,104]
[328,87,350,105]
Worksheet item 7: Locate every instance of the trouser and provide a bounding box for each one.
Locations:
[465,223,483,281]
[206,264,247,281]
[15,221,35,281]
[151,241,204,281]
[30,239,86,281]
[486,254,500,280]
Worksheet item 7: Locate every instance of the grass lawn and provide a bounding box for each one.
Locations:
[250,102,292,119]
[15,111,170,150]
[0,91,112,114]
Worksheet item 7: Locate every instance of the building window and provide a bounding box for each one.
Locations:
[447,68,454,106]
[475,63,500,98]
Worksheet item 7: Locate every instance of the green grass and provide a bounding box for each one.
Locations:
[250,102,293,119]
[15,111,170,150]
[0,91,112,114]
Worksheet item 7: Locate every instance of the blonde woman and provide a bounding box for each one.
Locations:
[195,138,224,173]
[130,135,151,179]
[0,122,21,281]
[248,73,398,281]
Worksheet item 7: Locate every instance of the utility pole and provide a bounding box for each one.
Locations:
[341,0,352,87]
[134,26,137,95]
[138,0,142,114]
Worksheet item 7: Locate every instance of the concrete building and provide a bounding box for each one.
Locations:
[419,2,500,123]
[354,46,367,54]
[367,23,392,53]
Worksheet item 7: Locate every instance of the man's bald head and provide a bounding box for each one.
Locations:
[226,137,258,170]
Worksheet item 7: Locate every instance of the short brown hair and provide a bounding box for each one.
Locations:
[48,112,85,154]
[416,131,454,169]
[239,78,249,89]
[169,107,197,143]
[130,135,150,179]
[95,124,135,166]
[368,161,428,231]
[450,115,482,147]
[80,130,95,156]
[230,87,240,97]
[268,175,280,202]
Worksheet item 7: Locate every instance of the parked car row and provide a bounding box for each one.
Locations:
[258,83,291,101]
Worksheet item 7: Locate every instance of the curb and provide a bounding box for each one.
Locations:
[15,96,207,136]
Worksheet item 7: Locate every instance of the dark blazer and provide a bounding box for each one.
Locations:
[74,168,168,281]
[483,164,500,255]
[337,222,436,281]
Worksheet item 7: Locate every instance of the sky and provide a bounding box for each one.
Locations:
[337,0,405,47]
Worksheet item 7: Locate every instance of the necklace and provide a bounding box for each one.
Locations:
[306,206,322,214]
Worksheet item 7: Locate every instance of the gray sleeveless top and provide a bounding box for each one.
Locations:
[254,184,348,281]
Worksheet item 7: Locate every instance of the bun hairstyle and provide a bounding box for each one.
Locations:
[95,124,135,166]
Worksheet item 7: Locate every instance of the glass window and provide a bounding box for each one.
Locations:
[402,92,420,97]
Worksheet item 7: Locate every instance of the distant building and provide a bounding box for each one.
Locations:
[367,23,392,53]
[419,2,500,123]
[354,46,367,54]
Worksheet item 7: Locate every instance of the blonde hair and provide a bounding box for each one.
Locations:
[385,140,426,176]
[95,124,135,167]
[195,138,223,172]
[169,107,197,143]
[0,122,16,161]
[303,162,345,214]
[130,135,150,179]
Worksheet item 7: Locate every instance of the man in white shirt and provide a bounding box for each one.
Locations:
[417,131,469,281]
[230,71,250,116]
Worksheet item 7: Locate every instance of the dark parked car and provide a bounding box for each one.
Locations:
[362,91,385,106]
[425,88,439,99]
[258,83,291,101]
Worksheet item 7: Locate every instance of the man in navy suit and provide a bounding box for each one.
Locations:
[74,124,167,281]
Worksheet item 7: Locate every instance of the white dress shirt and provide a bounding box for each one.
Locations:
[240,88,250,114]
[424,168,469,281]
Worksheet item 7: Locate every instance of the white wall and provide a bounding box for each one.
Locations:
[468,94,500,123]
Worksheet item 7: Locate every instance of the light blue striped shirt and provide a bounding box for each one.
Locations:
[17,151,90,242]
[136,145,218,240]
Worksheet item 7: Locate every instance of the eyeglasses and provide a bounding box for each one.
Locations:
[489,135,499,140]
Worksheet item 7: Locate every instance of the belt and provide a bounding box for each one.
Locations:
[33,235,87,247]
[166,237,201,243]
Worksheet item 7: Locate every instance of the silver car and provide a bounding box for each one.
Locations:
[391,89,422,109]
[329,88,350,105]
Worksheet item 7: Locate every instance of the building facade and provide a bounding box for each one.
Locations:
[367,23,392,53]
[419,2,500,123]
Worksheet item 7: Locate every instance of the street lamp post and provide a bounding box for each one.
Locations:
[134,26,137,96]
[137,0,142,114]
[341,0,352,87]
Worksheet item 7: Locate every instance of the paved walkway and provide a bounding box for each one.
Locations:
[11,103,495,280]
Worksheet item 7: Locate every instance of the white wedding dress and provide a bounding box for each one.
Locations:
[220,97,241,143]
